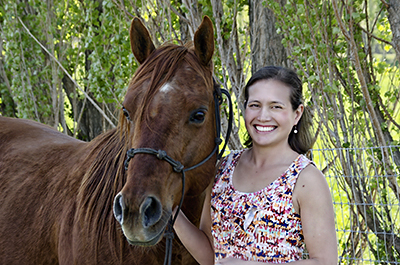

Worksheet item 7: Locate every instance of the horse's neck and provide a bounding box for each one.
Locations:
[83,127,127,185]
[77,127,127,219]
[86,128,127,168]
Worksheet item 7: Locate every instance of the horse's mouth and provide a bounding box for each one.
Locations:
[122,213,170,247]
[125,224,167,246]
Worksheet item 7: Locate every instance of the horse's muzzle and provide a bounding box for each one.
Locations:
[113,192,165,245]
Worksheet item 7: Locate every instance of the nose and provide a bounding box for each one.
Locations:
[257,107,271,122]
[113,192,163,228]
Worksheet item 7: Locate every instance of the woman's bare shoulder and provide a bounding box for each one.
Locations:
[294,162,331,202]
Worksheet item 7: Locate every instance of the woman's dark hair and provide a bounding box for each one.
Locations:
[243,66,313,154]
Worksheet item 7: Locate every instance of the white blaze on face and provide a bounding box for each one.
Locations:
[149,82,175,118]
[160,83,174,94]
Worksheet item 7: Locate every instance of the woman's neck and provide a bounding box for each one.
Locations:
[246,143,299,168]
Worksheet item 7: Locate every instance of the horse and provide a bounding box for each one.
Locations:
[0,16,219,264]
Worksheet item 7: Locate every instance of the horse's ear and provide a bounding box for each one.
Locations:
[130,17,156,64]
[194,16,214,66]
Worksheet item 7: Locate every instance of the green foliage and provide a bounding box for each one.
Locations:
[82,0,134,104]
[266,0,400,262]
[1,0,53,121]
[1,0,139,130]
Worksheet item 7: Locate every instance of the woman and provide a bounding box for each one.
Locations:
[173,66,338,264]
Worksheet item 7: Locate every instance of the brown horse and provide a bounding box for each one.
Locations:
[0,16,217,264]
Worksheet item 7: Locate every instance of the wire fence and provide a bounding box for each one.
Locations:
[310,146,400,264]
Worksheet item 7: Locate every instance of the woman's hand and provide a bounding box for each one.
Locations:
[172,183,215,265]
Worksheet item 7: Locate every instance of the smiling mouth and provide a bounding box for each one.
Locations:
[255,125,276,132]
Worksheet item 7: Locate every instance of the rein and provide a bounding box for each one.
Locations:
[123,86,233,265]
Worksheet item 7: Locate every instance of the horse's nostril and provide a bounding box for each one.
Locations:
[141,196,162,228]
[113,193,125,224]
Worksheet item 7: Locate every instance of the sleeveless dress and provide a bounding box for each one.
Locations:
[211,150,315,263]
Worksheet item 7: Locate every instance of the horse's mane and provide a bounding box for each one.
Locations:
[75,126,127,261]
[76,41,214,261]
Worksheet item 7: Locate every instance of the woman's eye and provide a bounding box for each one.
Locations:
[272,105,283,109]
[190,110,206,123]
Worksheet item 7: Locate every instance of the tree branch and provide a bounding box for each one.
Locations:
[357,23,393,46]
[17,17,116,128]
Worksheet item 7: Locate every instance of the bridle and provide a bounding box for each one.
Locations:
[122,81,233,265]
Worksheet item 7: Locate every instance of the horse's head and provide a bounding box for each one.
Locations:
[113,16,217,246]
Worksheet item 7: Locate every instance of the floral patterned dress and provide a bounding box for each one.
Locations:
[211,150,314,263]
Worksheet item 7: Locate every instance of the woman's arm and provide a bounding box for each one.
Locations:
[173,182,214,265]
[292,164,338,265]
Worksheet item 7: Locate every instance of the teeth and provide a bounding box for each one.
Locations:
[255,126,275,132]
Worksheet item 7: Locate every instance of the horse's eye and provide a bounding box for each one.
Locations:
[122,107,132,121]
[190,110,206,124]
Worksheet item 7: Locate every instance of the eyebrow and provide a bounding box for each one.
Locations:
[270,101,286,105]
[248,99,286,105]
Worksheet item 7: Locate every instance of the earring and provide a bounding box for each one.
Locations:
[293,125,298,134]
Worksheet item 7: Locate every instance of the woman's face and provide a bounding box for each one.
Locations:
[245,79,303,149]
